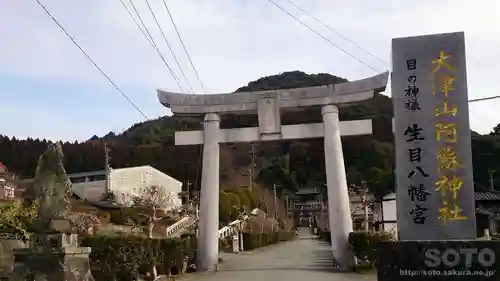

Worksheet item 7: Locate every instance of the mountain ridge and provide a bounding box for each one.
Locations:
[0,70,499,199]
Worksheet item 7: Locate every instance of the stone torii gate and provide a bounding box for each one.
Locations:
[157,71,389,271]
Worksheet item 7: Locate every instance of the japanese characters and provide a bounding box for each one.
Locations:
[392,32,476,240]
[431,51,468,225]
[403,59,432,225]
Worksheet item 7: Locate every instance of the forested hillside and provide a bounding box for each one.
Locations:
[1,70,500,201]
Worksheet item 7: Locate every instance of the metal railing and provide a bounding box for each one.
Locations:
[290,202,323,210]
[165,215,197,238]
[218,208,260,239]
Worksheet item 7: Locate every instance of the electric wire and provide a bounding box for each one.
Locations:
[266,0,381,73]
[284,0,388,66]
[161,0,208,94]
[469,95,500,103]
[125,0,185,92]
[144,0,194,93]
[34,0,149,120]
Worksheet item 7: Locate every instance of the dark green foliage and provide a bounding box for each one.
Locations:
[1,70,499,199]
[80,235,197,281]
[317,229,331,245]
[241,231,295,250]
[348,231,394,267]
[235,71,347,92]
[219,236,233,252]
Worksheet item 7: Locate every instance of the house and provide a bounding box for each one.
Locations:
[475,189,500,236]
[20,165,183,210]
[374,190,500,238]
[0,163,21,202]
[372,193,398,237]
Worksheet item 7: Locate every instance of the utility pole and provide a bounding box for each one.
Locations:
[489,168,496,191]
[273,183,278,219]
[361,181,370,231]
[186,180,192,209]
[249,143,256,191]
[104,143,111,194]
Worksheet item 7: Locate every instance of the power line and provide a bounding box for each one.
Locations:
[161,0,208,94]
[34,0,149,120]
[266,0,381,74]
[125,0,185,92]
[144,0,194,93]
[283,0,388,66]
[469,95,500,103]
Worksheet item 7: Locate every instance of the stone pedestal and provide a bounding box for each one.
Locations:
[377,240,500,281]
[12,233,94,281]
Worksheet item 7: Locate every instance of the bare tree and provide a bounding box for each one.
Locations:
[348,181,375,231]
[132,185,178,238]
[132,185,178,280]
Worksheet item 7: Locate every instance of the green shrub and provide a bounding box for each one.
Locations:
[348,231,394,267]
[109,209,129,225]
[81,235,196,281]
[219,236,233,252]
[317,229,331,245]
[242,231,294,250]
[227,192,241,210]
[219,191,233,223]
[234,188,251,210]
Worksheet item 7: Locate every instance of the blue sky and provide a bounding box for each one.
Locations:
[1,0,499,141]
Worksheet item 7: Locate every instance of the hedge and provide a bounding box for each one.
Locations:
[316,230,394,268]
[348,231,394,267]
[317,229,331,245]
[242,231,294,250]
[81,235,197,281]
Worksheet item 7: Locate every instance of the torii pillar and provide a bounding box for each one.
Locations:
[157,71,389,271]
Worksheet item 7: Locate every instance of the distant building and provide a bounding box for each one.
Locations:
[20,165,183,211]
[69,165,183,210]
[288,187,324,226]
[475,189,500,236]
[0,163,18,201]
[372,193,397,237]
[373,190,500,238]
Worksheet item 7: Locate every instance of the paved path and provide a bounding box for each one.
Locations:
[180,228,376,281]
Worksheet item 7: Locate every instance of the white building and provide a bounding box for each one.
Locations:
[69,165,183,210]
[372,193,398,238]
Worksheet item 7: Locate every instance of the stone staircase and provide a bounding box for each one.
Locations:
[218,208,259,239]
[165,208,260,239]
[165,214,198,238]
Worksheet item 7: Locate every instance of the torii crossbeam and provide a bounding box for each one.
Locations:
[157,71,389,271]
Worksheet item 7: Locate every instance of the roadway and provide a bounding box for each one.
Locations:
[179,228,376,281]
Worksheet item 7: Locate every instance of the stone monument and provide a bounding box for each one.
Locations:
[12,143,94,281]
[378,32,500,281]
[157,71,389,271]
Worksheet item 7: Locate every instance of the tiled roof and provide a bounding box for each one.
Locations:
[475,190,500,201]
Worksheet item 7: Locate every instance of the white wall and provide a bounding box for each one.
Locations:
[381,193,398,239]
[110,166,183,209]
[72,180,106,202]
[70,166,183,210]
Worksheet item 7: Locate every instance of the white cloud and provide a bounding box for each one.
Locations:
[0,0,499,140]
